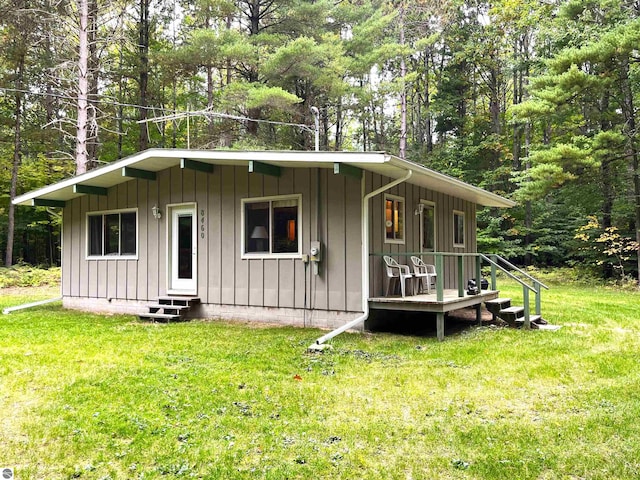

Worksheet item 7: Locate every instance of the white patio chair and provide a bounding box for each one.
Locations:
[383,255,413,297]
[410,256,437,294]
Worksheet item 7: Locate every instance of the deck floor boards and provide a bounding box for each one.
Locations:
[369,289,499,313]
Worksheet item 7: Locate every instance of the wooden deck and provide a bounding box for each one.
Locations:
[368,289,500,341]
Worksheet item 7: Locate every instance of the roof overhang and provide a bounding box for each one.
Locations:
[13,148,515,208]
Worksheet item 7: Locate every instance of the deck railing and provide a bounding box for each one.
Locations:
[373,252,549,328]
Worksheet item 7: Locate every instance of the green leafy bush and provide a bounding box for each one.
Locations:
[0,265,61,288]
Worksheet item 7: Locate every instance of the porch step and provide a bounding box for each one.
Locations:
[485,298,511,316]
[514,315,543,326]
[147,303,191,315]
[484,298,546,328]
[139,312,183,322]
[499,306,524,319]
[496,306,545,328]
[157,297,200,307]
[138,297,200,323]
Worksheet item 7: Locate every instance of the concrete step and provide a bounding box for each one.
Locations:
[157,297,200,307]
[514,315,543,326]
[148,304,190,313]
[139,297,200,322]
[139,312,182,322]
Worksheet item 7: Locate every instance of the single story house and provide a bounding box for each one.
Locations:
[13,149,515,336]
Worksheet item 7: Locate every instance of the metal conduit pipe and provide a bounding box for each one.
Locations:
[312,169,413,346]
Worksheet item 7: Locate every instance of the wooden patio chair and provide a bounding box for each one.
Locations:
[410,256,437,294]
[383,255,413,297]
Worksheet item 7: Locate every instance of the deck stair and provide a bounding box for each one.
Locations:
[485,297,544,328]
[139,296,200,322]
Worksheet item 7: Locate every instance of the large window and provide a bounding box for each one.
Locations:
[453,210,465,248]
[243,195,301,257]
[87,210,137,258]
[384,194,405,243]
[421,201,436,252]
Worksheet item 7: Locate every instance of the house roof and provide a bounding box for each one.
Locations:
[13,149,515,208]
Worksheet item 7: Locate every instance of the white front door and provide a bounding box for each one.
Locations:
[169,205,197,293]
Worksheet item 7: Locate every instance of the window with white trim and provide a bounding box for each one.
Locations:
[384,194,405,243]
[87,210,137,257]
[242,195,301,256]
[453,210,465,248]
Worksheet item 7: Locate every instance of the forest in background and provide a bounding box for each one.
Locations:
[1,0,639,282]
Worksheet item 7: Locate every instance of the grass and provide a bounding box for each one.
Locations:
[1,282,640,479]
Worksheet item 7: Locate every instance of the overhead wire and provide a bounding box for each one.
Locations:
[0,86,314,131]
[0,86,159,111]
[138,106,314,132]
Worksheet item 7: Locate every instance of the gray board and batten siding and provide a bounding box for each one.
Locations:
[61,164,477,326]
[366,171,477,297]
[62,164,362,325]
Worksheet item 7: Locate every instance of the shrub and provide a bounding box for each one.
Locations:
[0,265,61,288]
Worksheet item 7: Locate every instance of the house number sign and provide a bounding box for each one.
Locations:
[200,209,206,239]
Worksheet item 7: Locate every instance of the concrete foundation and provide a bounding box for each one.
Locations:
[62,297,364,331]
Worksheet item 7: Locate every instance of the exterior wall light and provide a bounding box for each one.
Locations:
[152,205,162,219]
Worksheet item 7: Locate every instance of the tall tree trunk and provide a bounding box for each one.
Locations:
[321,107,329,151]
[619,57,640,283]
[86,0,99,168]
[207,64,214,140]
[488,60,501,171]
[139,0,150,150]
[601,158,614,278]
[222,14,233,147]
[398,2,407,159]
[335,99,343,150]
[424,50,433,153]
[76,0,89,174]
[512,38,523,173]
[117,47,124,157]
[489,63,501,136]
[6,55,25,267]
[524,120,532,265]
[599,91,614,280]
[244,0,261,136]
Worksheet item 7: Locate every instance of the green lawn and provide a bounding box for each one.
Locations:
[1,283,640,479]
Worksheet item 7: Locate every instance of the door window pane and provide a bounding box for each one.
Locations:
[177,214,193,279]
[422,204,435,251]
[454,211,465,247]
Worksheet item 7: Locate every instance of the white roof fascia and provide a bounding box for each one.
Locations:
[385,155,516,208]
[13,149,513,208]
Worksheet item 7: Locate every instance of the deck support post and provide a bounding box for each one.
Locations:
[436,312,445,341]
[535,282,542,316]
[475,303,482,325]
[435,254,444,302]
[457,256,464,297]
[523,287,531,329]
[490,255,497,290]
